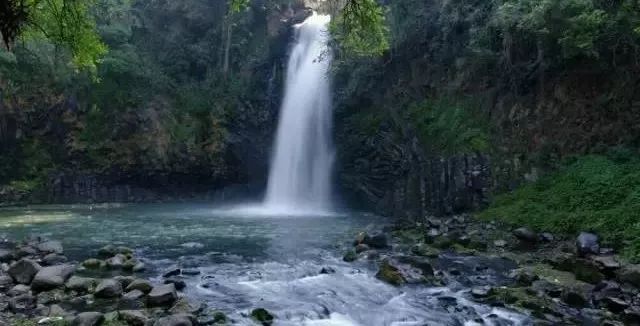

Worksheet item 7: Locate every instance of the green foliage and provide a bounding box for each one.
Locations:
[407,98,490,155]
[480,155,640,261]
[229,0,250,13]
[331,0,390,57]
[21,0,107,70]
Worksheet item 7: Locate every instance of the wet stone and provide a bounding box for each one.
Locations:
[8,258,41,284]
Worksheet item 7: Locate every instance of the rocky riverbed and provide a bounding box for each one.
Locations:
[343,215,640,325]
[2,210,640,325]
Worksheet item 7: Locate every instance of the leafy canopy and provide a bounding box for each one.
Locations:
[1,0,107,70]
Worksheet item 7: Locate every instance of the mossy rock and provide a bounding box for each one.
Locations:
[488,287,554,317]
[452,243,477,256]
[411,243,440,258]
[251,308,274,325]
[431,236,454,249]
[375,259,406,286]
[342,250,357,262]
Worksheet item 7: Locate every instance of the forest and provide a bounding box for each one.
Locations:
[0,0,640,325]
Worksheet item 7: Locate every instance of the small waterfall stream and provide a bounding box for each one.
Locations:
[263,13,334,214]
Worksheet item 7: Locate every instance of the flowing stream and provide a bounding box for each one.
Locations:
[263,13,334,215]
[0,204,530,325]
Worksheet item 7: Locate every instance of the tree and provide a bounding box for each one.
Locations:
[0,0,106,69]
[229,0,389,56]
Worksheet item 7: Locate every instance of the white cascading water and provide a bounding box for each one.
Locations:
[263,13,334,214]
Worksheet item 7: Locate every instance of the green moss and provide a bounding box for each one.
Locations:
[250,308,274,325]
[480,155,640,261]
[375,260,406,286]
[406,97,490,155]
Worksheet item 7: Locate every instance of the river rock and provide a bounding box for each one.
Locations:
[355,243,369,253]
[513,227,537,242]
[170,298,204,315]
[9,293,36,313]
[163,267,182,278]
[119,310,149,326]
[65,276,97,293]
[154,315,193,326]
[592,255,621,271]
[0,273,14,290]
[8,258,41,284]
[471,286,491,298]
[8,284,30,297]
[82,258,103,269]
[148,284,178,307]
[0,249,14,263]
[600,296,630,313]
[164,278,186,291]
[37,241,63,254]
[181,268,200,276]
[493,239,507,248]
[376,259,406,286]
[364,233,388,249]
[616,264,640,287]
[97,245,117,258]
[42,253,68,266]
[114,275,136,288]
[105,254,126,269]
[132,262,146,272]
[319,267,336,274]
[16,245,38,258]
[94,279,123,298]
[342,250,357,262]
[577,232,600,256]
[126,279,153,294]
[31,264,76,291]
[251,308,274,325]
[73,312,104,326]
[120,289,145,309]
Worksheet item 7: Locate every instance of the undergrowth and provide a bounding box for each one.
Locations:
[480,153,640,261]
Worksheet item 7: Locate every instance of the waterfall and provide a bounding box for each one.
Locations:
[263,13,334,214]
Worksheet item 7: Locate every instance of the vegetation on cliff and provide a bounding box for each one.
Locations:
[481,153,640,261]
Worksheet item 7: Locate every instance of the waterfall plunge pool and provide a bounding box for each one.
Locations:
[0,203,530,325]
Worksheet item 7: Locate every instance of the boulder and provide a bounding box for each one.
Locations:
[31,264,76,291]
[65,276,97,293]
[94,279,123,298]
[114,275,136,288]
[0,273,15,289]
[364,233,388,249]
[97,245,117,258]
[616,264,640,287]
[342,250,357,262]
[319,267,336,274]
[0,249,14,263]
[181,269,200,276]
[105,254,126,269]
[82,258,103,269]
[119,310,149,326]
[8,284,30,298]
[471,286,491,298]
[513,227,538,242]
[42,253,68,266]
[251,308,274,326]
[376,259,406,286]
[8,258,41,284]
[147,284,178,307]
[577,232,600,256]
[9,293,36,313]
[163,268,181,278]
[120,289,145,309]
[73,312,104,326]
[591,255,621,272]
[164,278,186,291]
[37,241,63,254]
[169,298,204,315]
[126,279,153,294]
[355,244,369,253]
[154,315,193,326]
[132,262,146,272]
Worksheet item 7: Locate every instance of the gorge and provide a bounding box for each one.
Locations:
[1,0,640,325]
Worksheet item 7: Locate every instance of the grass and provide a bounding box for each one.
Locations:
[479,154,640,261]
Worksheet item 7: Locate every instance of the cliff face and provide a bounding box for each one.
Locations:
[0,1,312,205]
[332,0,640,218]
